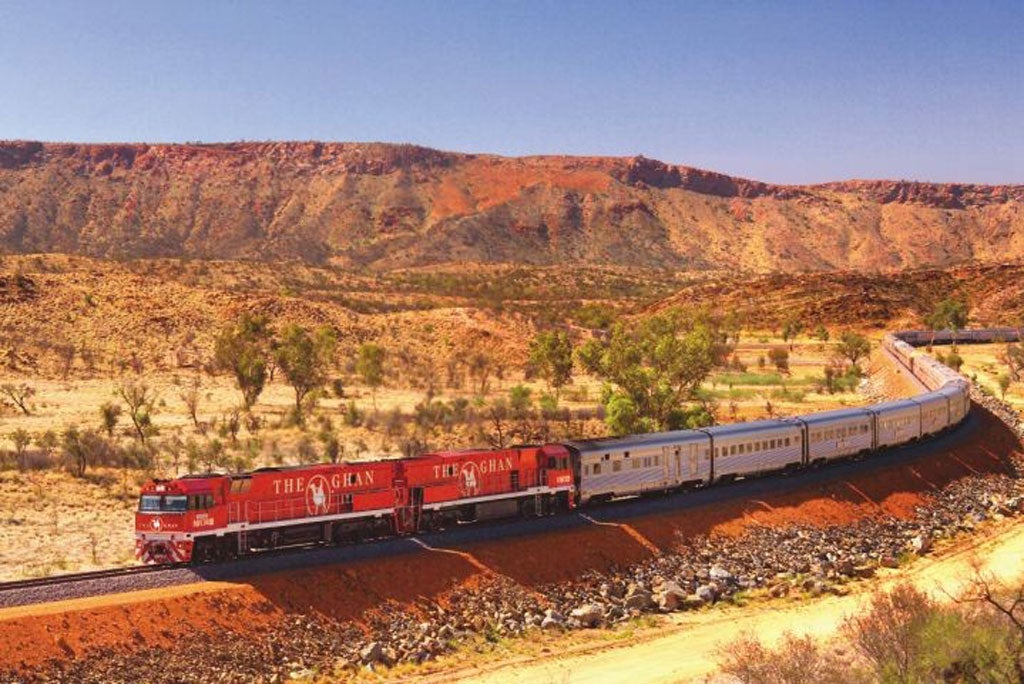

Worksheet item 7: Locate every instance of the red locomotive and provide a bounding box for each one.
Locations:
[136,444,574,564]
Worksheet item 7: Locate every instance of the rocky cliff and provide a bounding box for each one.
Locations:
[1,141,1021,271]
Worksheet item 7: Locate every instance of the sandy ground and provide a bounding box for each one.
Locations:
[418,518,1024,684]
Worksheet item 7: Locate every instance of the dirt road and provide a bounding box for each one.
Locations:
[432,519,1024,684]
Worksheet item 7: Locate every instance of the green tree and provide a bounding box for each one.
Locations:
[274,324,338,424]
[355,343,386,409]
[767,347,790,374]
[214,313,273,410]
[945,352,964,372]
[781,318,804,350]
[528,330,574,394]
[99,401,122,438]
[117,380,157,446]
[583,308,727,431]
[0,383,34,415]
[927,296,971,348]
[605,393,644,436]
[10,429,31,471]
[836,332,871,370]
[998,373,1011,399]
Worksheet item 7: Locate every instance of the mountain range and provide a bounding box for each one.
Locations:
[1,140,1021,271]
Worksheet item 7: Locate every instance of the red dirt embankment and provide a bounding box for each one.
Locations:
[0,408,1018,675]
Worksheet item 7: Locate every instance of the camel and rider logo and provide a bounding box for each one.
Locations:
[305,475,331,516]
[459,462,481,498]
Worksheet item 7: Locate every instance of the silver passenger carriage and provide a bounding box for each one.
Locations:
[570,430,711,504]
[869,399,921,447]
[698,420,802,481]
[912,391,951,437]
[792,407,874,463]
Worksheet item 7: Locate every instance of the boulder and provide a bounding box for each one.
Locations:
[911,534,933,555]
[655,581,688,611]
[709,565,733,582]
[624,589,655,611]
[853,564,876,579]
[683,594,708,609]
[570,604,603,628]
[360,642,382,664]
[695,584,717,603]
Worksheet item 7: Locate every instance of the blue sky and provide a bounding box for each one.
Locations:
[0,1,1020,183]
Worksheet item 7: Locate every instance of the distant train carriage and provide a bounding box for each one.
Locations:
[570,431,711,504]
[793,407,874,463]
[699,420,802,482]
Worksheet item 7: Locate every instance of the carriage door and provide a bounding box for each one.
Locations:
[688,444,698,477]
[674,448,682,482]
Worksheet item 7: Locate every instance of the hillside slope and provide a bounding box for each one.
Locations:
[1,141,1022,271]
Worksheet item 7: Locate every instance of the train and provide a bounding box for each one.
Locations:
[135,327,988,565]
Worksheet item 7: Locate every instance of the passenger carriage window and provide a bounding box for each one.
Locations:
[632,460,640,470]
[785,438,791,446]
[613,461,622,473]
[593,464,601,475]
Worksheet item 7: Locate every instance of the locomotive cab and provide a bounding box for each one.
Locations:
[135,477,225,564]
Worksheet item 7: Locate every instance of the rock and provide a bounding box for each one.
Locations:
[708,565,732,582]
[853,564,876,579]
[654,581,688,611]
[911,534,933,555]
[837,559,855,577]
[360,642,382,664]
[683,594,707,609]
[695,584,717,604]
[880,555,900,569]
[624,589,655,611]
[570,604,604,628]
[541,608,565,629]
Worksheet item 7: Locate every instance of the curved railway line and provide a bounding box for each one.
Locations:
[0,328,1019,610]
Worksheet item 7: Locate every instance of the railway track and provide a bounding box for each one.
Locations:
[0,563,189,594]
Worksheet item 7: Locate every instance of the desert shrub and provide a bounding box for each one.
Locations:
[717,631,860,684]
[843,583,1018,683]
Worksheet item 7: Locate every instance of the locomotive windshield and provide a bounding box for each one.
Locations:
[139,494,188,512]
